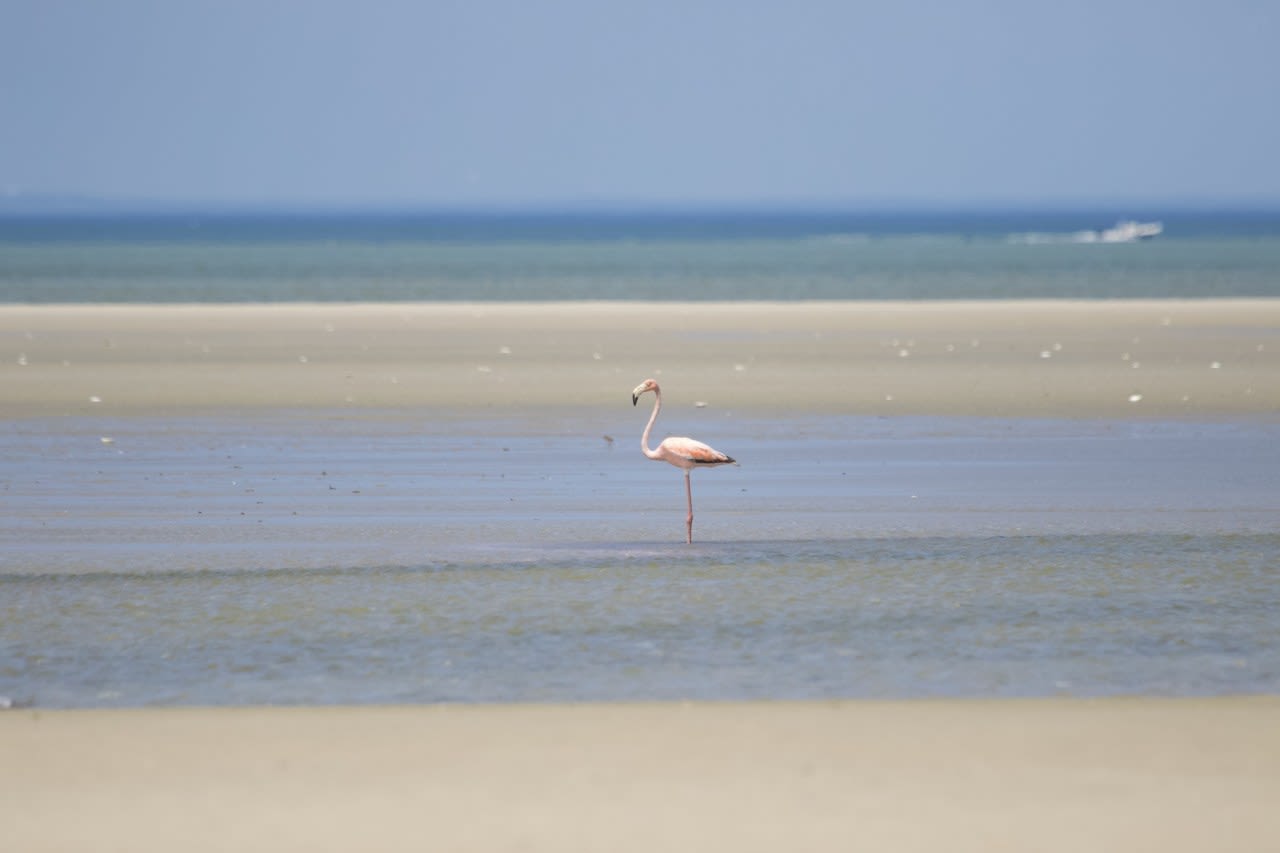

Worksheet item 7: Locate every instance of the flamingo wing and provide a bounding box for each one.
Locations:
[660,436,736,465]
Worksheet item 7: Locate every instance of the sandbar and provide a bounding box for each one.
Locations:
[2,299,1277,418]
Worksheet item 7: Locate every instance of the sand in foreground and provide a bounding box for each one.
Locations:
[3,300,1278,418]
[3,697,1278,852]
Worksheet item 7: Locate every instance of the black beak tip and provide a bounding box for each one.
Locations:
[632,394,639,406]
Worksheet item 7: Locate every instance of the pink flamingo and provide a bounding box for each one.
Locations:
[632,378,736,543]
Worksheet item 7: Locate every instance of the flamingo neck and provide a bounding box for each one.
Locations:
[641,389,664,459]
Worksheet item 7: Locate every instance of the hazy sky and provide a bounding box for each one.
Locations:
[3,0,1278,208]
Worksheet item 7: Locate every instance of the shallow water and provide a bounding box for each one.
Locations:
[2,413,1278,707]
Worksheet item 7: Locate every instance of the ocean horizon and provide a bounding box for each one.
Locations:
[4,203,1280,239]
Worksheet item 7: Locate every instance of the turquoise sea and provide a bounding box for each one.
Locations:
[2,208,1280,302]
[2,209,1278,709]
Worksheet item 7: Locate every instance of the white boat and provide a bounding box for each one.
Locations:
[1098,220,1163,242]
[1008,220,1164,245]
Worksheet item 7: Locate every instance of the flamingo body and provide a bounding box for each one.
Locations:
[632,378,735,543]
[651,435,735,469]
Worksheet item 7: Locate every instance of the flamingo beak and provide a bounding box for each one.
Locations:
[632,393,639,406]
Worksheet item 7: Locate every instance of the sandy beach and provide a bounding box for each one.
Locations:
[3,697,1278,852]
[3,299,1278,418]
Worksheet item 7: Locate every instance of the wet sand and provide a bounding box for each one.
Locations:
[3,299,1278,418]
[3,697,1278,852]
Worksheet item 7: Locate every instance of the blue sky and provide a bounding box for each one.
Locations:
[3,0,1278,209]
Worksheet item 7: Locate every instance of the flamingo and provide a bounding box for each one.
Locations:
[632,378,736,543]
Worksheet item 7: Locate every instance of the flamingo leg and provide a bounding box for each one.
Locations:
[684,470,694,544]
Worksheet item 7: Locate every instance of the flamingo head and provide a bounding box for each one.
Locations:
[632,378,659,405]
